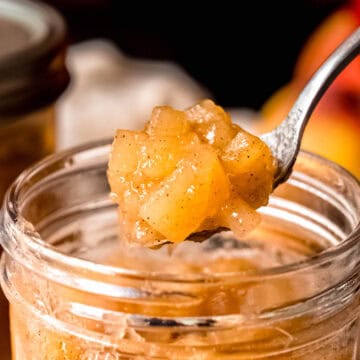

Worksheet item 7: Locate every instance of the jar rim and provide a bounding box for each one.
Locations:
[2,139,360,282]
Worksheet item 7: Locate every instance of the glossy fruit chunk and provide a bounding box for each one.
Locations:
[221,130,275,208]
[140,146,229,242]
[185,99,238,148]
[108,100,275,245]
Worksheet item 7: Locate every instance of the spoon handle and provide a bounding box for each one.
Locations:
[262,27,360,188]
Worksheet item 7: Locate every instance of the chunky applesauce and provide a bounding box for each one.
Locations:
[108,99,275,246]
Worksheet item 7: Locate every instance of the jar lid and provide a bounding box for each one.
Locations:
[0,0,70,116]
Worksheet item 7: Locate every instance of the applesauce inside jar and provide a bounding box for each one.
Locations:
[1,142,360,359]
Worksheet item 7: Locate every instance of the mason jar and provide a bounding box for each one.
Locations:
[0,141,359,359]
[0,0,69,357]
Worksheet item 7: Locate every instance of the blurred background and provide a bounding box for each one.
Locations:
[46,0,360,177]
[45,0,345,109]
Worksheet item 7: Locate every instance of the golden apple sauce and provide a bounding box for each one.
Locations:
[108,100,275,247]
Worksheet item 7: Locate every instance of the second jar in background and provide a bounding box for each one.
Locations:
[0,0,70,358]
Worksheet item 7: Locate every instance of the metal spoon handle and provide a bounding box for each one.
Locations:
[262,27,360,188]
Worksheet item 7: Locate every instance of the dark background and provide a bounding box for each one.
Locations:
[45,0,347,109]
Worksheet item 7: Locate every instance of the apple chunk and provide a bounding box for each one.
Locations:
[185,99,238,148]
[221,197,261,238]
[108,99,275,246]
[221,130,275,208]
[140,147,229,242]
[108,130,148,177]
[145,106,190,136]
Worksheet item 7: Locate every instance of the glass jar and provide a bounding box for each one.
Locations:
[0,142,359,359]
[0,0,69,358]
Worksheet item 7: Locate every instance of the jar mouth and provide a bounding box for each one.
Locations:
[2,140,360,282]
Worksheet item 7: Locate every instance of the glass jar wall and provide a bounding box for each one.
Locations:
[0,0,69,358]
[1,142,359,359]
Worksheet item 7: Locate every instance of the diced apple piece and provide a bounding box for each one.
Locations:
[107,172,127,201]
[108,130,147,201]
[195,121,238,149]
[179,131,201,147]
[108,130,148,178]
[230,171,274,208]
[186,99,237,148]
[197,216,222,233]
[140,146,229,242]
[118,208,165,247]
[118,185,142,217]
[116,187,141,236]
[221,130,275,175]
[185,99,232,125]
[138,137,183,179]
[220,130,275,208]
[146,106,191,136]
[206,153,230,218]
[111,181,165,246]
[220,197,261,238]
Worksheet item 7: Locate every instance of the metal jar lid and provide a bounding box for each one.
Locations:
[0,0,70,117]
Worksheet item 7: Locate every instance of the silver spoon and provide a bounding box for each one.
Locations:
[184,27,360,243]
[261,27,360,188]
